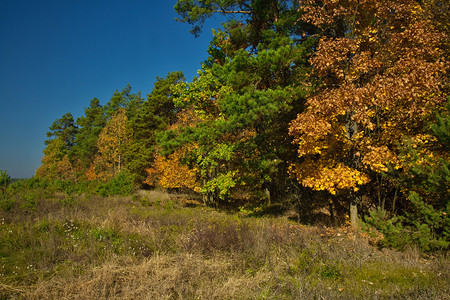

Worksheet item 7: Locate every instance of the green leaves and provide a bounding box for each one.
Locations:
[45,112,78,151]
[104,84,143,119]
[126,72,185,183]
[158,6,314,202]
[431,97,450,147]
[72,98,106,169]
[174,0,252,36]
[0,170,11,193]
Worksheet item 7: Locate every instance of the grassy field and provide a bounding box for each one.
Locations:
[0,190,448,299]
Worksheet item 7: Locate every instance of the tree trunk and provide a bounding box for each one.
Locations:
[264,188,271,205]
[350,200,358,228]
[329,200,335,225]
[346,112,360,229]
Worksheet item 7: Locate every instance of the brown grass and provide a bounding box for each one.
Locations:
[0,191,448,299]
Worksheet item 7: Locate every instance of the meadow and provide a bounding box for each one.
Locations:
[0,187,448,299]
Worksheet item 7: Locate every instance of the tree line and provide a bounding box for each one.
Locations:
[36,0,449,251]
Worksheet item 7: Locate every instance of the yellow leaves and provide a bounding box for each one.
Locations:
[85,164,99,181]
[290,159,370,195]
[361,145,398,173]
[94,108,131,179]
[144,145,200,191]
[36,137,79,181]
[313,146,323,155]
[412,134,437,145]
[411,4,424,15]
[289,0,448,196]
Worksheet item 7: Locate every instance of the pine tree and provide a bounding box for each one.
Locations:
[72,98,106,171]
[158,1,315,203]
[126,72,185,184]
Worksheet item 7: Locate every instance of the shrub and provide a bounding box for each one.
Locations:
[0,194,15,211]
[364,193,449,252]
[0,170,11,194]
[96,171,135,196]
[19,191,38,211]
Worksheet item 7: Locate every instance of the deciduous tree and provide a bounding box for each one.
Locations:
[289,0,448,226]
[92,108,131,180]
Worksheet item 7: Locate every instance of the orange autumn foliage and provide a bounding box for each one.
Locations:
[144,147,200,191]
[144,109,201,191]
[289,0,448,194]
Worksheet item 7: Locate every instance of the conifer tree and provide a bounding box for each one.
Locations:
[37,113,78,180]
[72,98,106,171]
[126,72,185,184]
[158,0,315,203]
[45,112,78,150]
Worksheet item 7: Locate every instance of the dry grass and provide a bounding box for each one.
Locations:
[0,191,448,299]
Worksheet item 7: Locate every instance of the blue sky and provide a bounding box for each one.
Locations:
[0,0,223,178]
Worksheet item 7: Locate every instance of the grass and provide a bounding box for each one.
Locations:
[0,189,448,299]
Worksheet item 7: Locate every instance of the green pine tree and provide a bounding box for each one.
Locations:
[126,72,185,184]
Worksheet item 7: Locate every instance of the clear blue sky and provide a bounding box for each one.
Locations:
[0,0,222,178]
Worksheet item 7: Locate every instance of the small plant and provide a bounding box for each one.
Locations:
[239,203,266,217]
[165,200,175,212]
[320,261,341,280]
[132,195,151,207]
[59,193,76,206]
[289,250,317,275]
[0,194,15,211]
[20,192,37,211]
[91,227,124,254]
[0,170,11,195]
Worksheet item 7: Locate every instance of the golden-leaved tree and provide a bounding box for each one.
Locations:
[289,0,448,225]
[36,112,79,181]
[88,107,131,180]
[144,109,201,191]
[35,137,78,181]
[144,146,200,191]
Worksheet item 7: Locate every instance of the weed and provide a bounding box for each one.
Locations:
[320,261,341,279]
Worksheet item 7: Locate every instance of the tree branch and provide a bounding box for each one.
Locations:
[211,10,252,14]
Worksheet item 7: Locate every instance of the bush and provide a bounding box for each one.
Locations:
[364,192,449,252]
[0,170,11,194]
[19,191,38,211]
[0,194,16,211]
[96,171,135,196]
